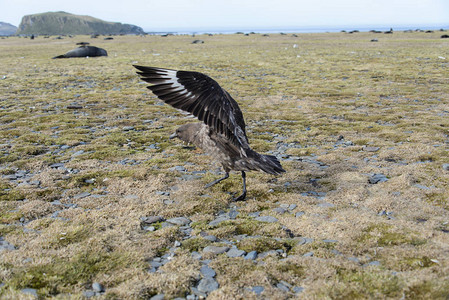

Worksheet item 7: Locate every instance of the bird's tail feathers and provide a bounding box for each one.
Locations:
[247,149,285,175]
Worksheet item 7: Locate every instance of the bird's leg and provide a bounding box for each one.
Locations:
[233,171,247,201]
[205,172,229,188]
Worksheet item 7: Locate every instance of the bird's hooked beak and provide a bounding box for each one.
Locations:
[169,132,177,139]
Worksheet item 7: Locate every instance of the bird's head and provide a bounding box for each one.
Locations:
[169,123,203,145]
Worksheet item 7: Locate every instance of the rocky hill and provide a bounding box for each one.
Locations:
[16,11,144,35]
[0,22,17,35]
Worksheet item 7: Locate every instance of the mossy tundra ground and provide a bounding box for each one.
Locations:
[0,31,448,299]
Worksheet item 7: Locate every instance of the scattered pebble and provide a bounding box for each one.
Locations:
[251,286,264,295]
[200,265,216,277]
[227,248,246,258]
[141,216,165,224]
[244,251,258,260]
[150,294,165,300]
[443,163,449,171]
[197,277,219,293]
[292,286,304,293]
[414,184,430,190]
[123,126,135,131]
[203,245,230,255]
[255,216,278,223]
[92,282,105,293]
[166,217,191,226]
[295,211,305,218]
[368,173,388,184]
[0,237,16,251]
[363,146,380,152]
[73,191,91,199]
[21,288,38,297]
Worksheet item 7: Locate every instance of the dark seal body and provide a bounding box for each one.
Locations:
[52,45,107,59]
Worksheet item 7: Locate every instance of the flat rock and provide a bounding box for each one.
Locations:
[92,282,104,292]
[73,191,91,199]
[197,277,219,293]
[21,288,38,297]
[255,216,278,223]
[244,250,258,260]
[251,286,264,295]
[363,146,380,152]
[443,163,449,171]
[227,248,246,257]
[0,237,16,251]
[141,216,164,224]
[203,245,230,255]
[200,265,216,277]
[166,217,191,226]
[369,173,388,184]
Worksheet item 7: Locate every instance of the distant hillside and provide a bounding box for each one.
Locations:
[0,22,17,35]
[16,11,144,35]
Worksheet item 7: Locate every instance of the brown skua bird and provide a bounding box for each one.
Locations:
[134,66,285,201]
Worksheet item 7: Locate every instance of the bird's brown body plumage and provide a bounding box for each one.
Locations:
[134,65,285,200]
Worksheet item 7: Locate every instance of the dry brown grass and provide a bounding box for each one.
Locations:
[0,31,448,299]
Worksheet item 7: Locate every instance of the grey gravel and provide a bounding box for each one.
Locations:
[273,207,286,214]
[347,257,361,263]
[364,260,381,267]
[21,288,38,297]
[200,265,216,277]
[197,277,219,293]
[303,251,314,257]
[363,146,380,152]
[227,248,246,257]
[258,250,278,259]
[123,126,135,131]
[0,237,15,251]
[443,163,449,171]
[203,245,230,255]
[317,202,335,208]
[276,282,290,292]
[203,235,217,242]
[73,191,91,199]
[83,290,96,298]
[166,217,191,226]
[255,216,278,223]
[323,239,338,243]
[244,251,258,260]
[209,215,230,226]
[414,184,430,190]
[292,286,305,293]
[295,211,305,218]
[251,286,264,295]
[150,294,165,300]
[92,282,104,292]
[369,173,388,184]
[141,216,165,224]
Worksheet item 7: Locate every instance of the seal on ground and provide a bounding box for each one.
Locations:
[52,45,107,59]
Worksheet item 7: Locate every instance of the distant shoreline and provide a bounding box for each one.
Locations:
[144,24,448,35]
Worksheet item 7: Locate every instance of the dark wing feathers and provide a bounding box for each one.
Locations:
[134,65,249,151]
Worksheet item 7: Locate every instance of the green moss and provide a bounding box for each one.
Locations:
[358,223,426,247]
[404,279,449,299]
[327,268,403,299]
[0,180,25,201]
[181,237,211,252]
[7,250,139,295]
[49,225,90,248]
[398,256,438,271]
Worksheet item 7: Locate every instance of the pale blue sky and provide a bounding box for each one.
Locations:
[1,0,448,32]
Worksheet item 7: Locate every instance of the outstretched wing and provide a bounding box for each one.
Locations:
[134,65,249,152]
